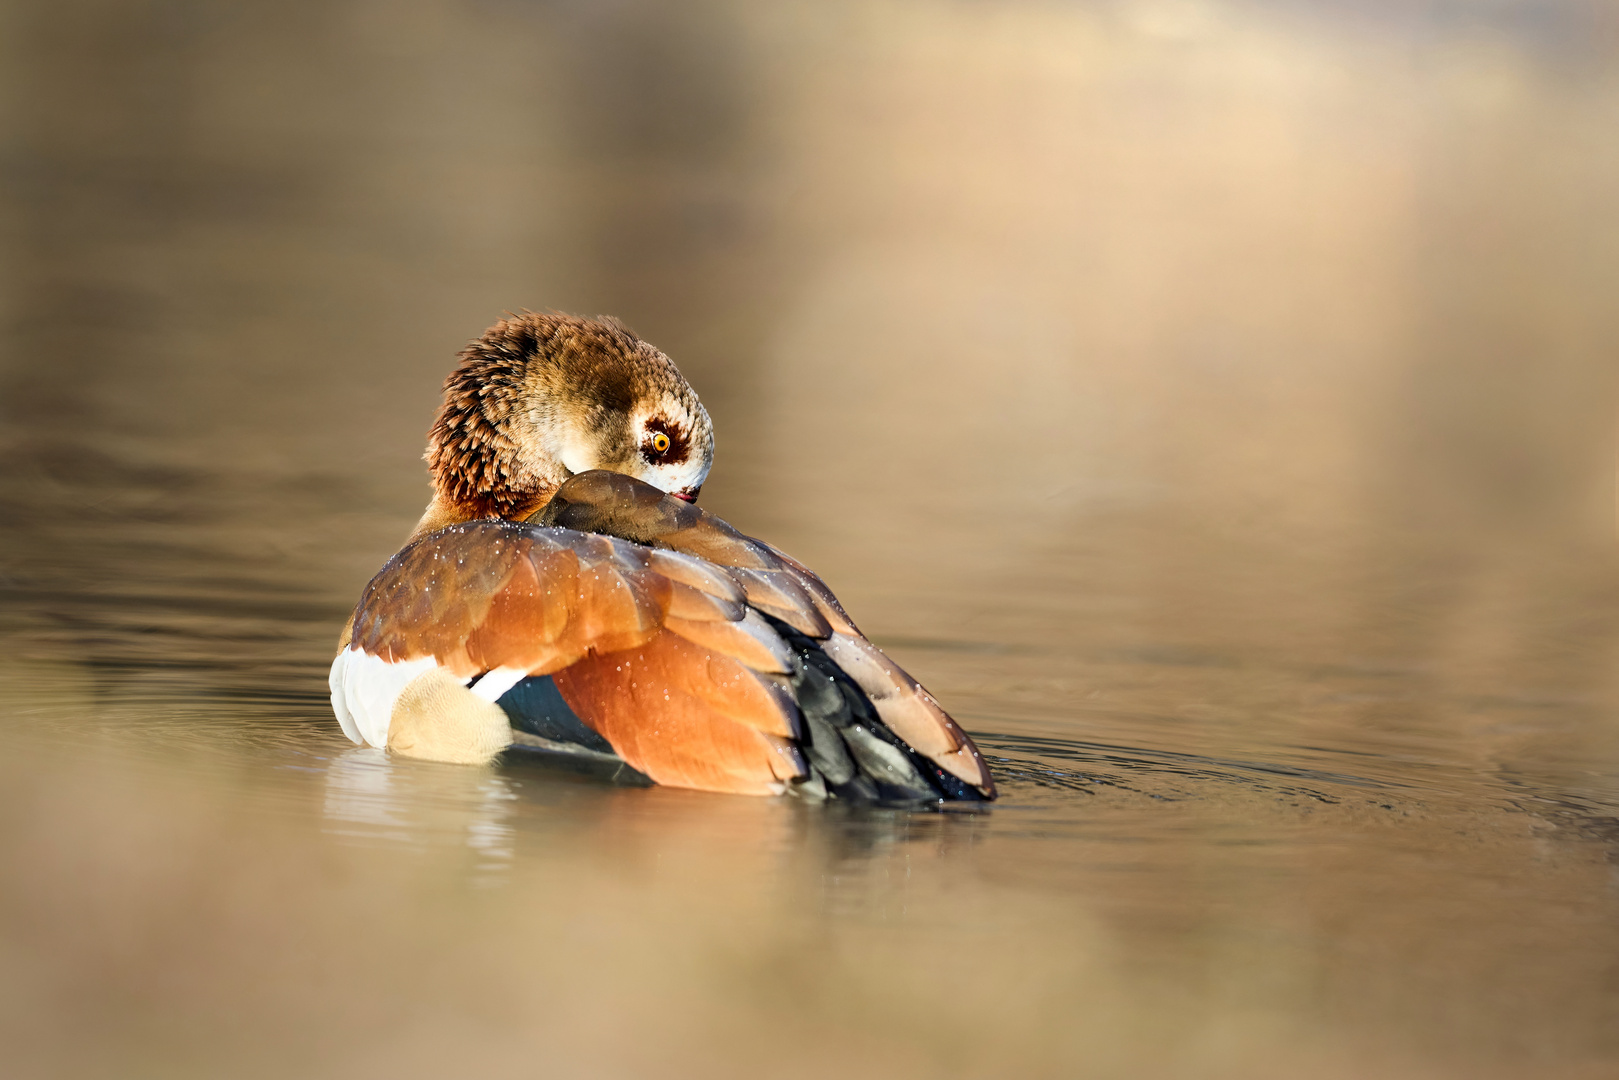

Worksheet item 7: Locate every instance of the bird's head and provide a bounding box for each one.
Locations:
[418,312,713,533]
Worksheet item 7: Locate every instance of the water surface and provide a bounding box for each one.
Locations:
[4,2,1619,1077]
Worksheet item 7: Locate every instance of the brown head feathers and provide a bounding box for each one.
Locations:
[420,313,714,533]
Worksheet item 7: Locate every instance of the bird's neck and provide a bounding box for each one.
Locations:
[406,484,559,545]
[417,407,570,542]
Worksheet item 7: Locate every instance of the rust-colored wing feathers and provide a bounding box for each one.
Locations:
[661,609,796,676]
[350,519,810,791]
[725,568,832,638]
[533,472,994,797]
[349,470,995,798]
[645,549,747,607]
[664,580,744,622]
[764,546,859,635]
[350,523,523,666]
[553,632,805,794]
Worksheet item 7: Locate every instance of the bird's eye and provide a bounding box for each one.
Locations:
[649,431,671,454]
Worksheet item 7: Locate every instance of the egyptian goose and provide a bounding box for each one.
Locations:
[329,313,995,801]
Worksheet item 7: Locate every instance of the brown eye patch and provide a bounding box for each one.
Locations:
[641,416,690,464]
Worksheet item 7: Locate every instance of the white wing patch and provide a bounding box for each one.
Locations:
[329,651,361,744]
[468,666,530,704]
[329,649,444,750]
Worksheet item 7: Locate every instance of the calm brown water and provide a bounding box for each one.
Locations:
[5,2,1619,1077]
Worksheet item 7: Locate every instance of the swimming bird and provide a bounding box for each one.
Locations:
[329,313,995,801]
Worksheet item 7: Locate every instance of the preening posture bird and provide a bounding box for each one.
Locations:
[330,313,995,801]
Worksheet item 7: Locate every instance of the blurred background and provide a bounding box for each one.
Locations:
[4,1,1619,1078]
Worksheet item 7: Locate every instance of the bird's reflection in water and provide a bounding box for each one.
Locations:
[808,803,993,923]
[322,747,520,882]
[320,743,990,904]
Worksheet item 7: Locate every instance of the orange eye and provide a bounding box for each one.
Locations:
[649,432,671,454]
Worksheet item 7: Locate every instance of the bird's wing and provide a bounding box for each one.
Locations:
[339,518,807,795]
[334,471,994,799]
[530,471,995,798]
